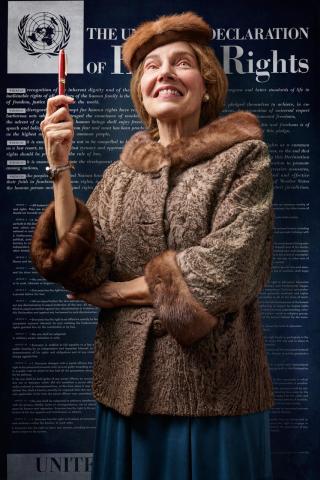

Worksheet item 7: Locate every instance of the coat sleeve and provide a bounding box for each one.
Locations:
[144,141,274,346]
[30,168,114,293]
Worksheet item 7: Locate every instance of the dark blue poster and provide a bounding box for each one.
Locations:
[1,0,319,478]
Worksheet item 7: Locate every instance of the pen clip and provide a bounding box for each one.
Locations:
[65,53,68,77]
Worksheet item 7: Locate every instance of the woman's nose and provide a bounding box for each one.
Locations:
[157,62,176,80]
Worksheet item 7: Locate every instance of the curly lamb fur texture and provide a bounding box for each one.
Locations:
[122,11,212,71]
[144,249,219,346]
[29,110,275,416]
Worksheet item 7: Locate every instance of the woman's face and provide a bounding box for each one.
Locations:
[140,41,206,125]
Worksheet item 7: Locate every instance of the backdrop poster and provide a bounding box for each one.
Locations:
[1,0,319,479]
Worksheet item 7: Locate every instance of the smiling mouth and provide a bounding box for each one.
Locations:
[154,88,183,98]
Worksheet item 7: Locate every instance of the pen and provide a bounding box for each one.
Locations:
[58,49,67,95]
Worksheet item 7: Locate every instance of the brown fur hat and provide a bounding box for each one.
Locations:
[122,11,212,72]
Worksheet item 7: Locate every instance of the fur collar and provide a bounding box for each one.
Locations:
[119,110,263,173]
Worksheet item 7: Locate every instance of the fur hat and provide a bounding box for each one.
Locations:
[122,11,212,72]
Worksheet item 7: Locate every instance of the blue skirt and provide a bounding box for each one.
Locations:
[91,402,273,480]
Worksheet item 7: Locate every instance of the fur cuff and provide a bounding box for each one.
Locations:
[144,250,219,346]
[30,198,95,283]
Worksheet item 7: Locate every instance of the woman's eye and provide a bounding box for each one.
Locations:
[178,60,191,67]
[145,63,157,70]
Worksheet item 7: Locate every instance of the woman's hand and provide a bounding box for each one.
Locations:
[40,95,75,167]
[66,276,153,309]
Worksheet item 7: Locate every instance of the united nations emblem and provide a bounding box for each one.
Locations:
[18,12,70,58]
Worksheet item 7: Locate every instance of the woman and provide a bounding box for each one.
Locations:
[31,11,275,480]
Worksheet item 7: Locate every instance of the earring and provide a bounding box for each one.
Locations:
[203,92,210,103]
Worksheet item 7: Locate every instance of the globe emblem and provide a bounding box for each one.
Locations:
[26,12,64,51]
[18,12,70,57]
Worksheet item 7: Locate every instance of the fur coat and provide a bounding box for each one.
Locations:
[30,110,275,417]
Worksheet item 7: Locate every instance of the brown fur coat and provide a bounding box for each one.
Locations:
[30,111,275,416]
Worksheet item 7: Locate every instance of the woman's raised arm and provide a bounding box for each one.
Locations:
[40,94,76,241]
[30,95,114,293]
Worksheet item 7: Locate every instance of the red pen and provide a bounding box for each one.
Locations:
[58,49,67,95]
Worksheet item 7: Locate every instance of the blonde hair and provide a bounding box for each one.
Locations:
[130,42,228,140]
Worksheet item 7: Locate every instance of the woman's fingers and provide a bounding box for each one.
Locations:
[46,95,75,116]
[66,292,78,300]
[42,120,73,133]
[67,291,106,308]
[45,129,74,145]
[67,292,89,302]
[66,284,122,309]
[42,122,74,144]
[41,106,73,132]
[67,290,97,303]
[40,95,75,166]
